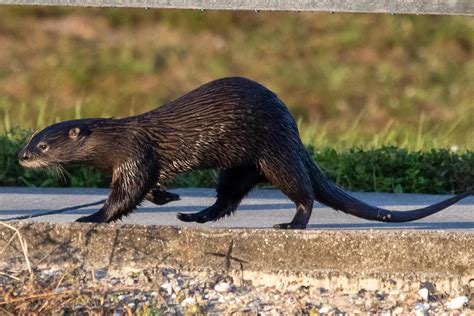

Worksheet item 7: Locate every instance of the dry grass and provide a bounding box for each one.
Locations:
[0,223,151,314]
[0,223,34,288]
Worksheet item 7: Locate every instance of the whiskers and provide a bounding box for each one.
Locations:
[20,159,72,185]
[50,164,71,184]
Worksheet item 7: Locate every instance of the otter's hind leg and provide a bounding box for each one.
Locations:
[260,157,314,229]
[177,166,264,223]
[146,185,180,205]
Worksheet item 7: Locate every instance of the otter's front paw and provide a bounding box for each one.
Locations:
[76,212,107,223]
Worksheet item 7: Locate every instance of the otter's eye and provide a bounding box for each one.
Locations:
[38,143,49,151]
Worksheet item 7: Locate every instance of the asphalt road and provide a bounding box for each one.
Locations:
[0,187,473,230]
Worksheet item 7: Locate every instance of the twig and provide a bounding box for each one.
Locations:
[0,286,144,307]
[37,298,50,313]
[0,199,107,222]
[0,272,20,281]
[205,239,248,271]
[124,305,134,316]
[0,290,75,306]
[225,240,234,272]
[0,306,14,316]
[0,222,34,287]
[55,265,74,290]
[156,290,170,308]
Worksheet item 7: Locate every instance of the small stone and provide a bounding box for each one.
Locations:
[176,277,185,287]
[110,278,122,285]
[445,296,468,310]
[318,305,332,314]
[468,279,474,287]
[181,297,196,306]
[419,281,435,293]
[418,288,429,301]
[160,282,173,295]
[214,282,232,293]
[357,288,367,298]
[124,278,135,286]
[319,287,329,295]
[375,290,386,301]
[94,268,107,280]
[413,302,429,315]
[118,295,127,301]
[54,287,68,293]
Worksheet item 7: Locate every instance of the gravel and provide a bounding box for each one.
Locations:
[1,266,472,314]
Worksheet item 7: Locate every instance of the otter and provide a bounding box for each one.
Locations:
[18,77,471,228]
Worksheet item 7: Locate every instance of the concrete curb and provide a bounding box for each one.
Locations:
[1,222,472,291]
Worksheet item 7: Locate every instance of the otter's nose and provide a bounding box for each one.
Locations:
[18,150,30,162]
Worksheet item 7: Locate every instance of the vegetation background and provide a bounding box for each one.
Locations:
[0,7,472,193]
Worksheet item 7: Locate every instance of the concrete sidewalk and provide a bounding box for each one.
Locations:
[1,187,473,230]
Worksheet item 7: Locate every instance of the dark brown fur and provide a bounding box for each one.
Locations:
[18,77,471,228]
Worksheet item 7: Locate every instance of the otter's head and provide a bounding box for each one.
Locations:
[18,119,97,169]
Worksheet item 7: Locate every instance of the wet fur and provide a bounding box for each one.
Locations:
[19,77,471,228]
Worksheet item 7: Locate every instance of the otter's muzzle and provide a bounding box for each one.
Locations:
[18,149,44,168]
[18,149,31,164]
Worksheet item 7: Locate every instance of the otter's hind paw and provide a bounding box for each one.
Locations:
[177,212,211,223]
[146,190,180,206]
[273,222,307,229]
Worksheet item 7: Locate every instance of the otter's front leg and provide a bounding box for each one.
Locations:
[145,185,180,205]
[77,156,160,223]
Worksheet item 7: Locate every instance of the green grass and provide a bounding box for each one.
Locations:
[2,130,472,194]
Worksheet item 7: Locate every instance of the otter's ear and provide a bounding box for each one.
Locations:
[69,127,81,139]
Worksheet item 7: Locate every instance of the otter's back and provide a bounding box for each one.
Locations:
[147,77,303,173]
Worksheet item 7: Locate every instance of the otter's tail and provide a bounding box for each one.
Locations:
[306,159,471,222]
